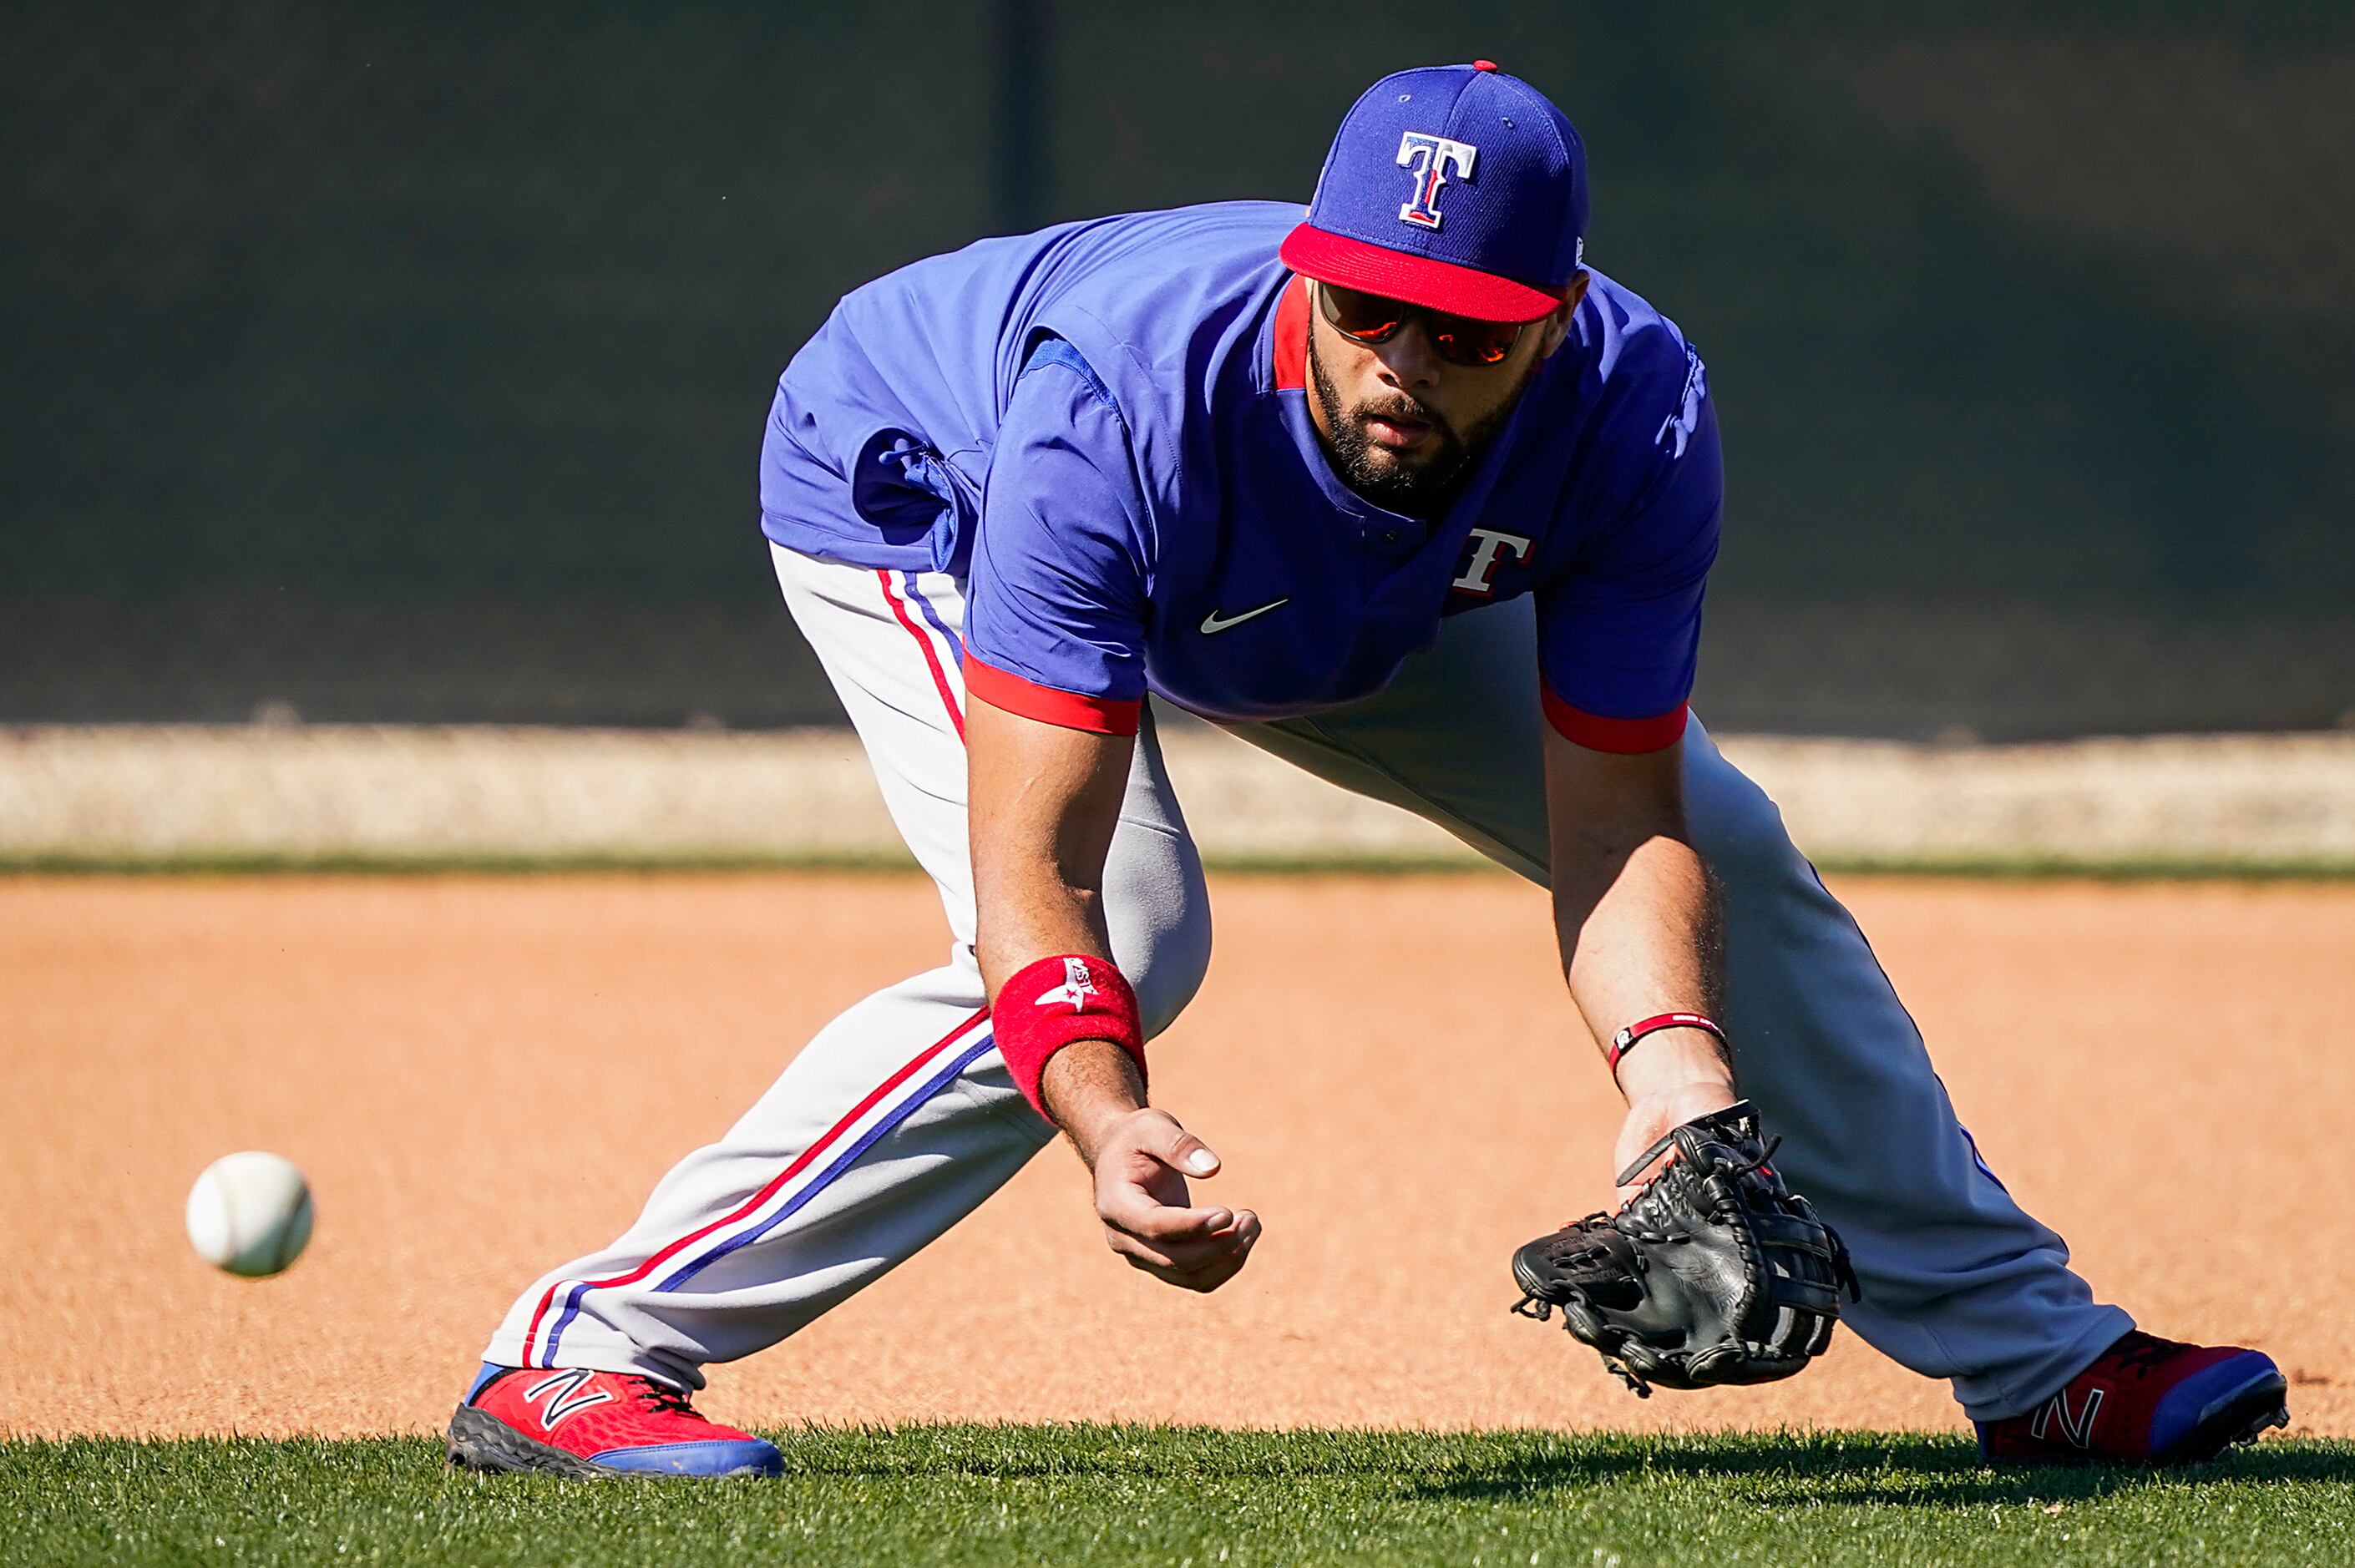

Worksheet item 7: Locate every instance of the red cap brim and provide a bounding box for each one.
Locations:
[1279,222,1567,323]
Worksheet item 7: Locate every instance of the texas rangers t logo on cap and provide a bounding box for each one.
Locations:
[1395,131,1477,230]
[1280,63,1590,322]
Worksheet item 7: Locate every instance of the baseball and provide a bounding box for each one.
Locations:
[185,1151,314,1278]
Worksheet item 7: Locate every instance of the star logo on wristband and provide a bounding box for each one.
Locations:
[1032,957,1098,1013]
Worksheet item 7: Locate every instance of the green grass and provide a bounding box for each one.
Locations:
[5,1427,2352,1565]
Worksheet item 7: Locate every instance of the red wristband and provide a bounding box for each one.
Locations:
[1607,1011,1727,1079]
[991,955,1147,1120]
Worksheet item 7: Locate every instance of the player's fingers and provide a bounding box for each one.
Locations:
[1106,1228,1175,1269]
[1118,1224,1253,1271]
[1107,1231,1230,1272]
[1173,1255,1246,1292]
[1097,1166,1210,1227]
[1109,1231,1259,1291]
[1105,1221,1241,1267]
[1164,1219,1263,1292]
[1133,1112,1221,1178]
[1103,1207,1259,1270]
[1116,1195,1234,1243]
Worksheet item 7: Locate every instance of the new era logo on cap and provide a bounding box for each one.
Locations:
[1280,61,1590,323]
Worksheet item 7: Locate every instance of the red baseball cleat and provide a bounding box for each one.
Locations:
[446,1364,783,1478]
[1977,1331,2288,1466]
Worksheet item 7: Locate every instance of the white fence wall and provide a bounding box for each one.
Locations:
[4,725,2352,871]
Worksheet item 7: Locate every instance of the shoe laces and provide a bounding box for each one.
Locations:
[2107,1332,2186,1378]
[631,1378,703,1420]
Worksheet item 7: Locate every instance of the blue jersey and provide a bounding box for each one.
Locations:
[760,201,1719,751]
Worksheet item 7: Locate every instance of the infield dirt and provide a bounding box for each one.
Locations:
[3,872,2347,1439]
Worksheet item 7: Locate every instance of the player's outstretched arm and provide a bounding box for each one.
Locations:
[966,694,1260,1292]
[1513,728,1855,1392]
[1540,728,1739,1199]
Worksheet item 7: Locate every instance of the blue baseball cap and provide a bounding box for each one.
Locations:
[1280,61,1588,324]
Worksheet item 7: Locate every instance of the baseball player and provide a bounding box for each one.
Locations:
[446,63,2285,1478]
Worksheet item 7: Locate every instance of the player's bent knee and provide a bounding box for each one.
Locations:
[1680,742,1804,888]
[1131,919,1212,1041]
[1102,824,1213,1041]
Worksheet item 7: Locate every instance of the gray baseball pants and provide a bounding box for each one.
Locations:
[483,544,2130,1421]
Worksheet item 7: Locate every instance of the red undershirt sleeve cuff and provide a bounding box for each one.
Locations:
[963,653,1143,737]
[1540,685,1690,754]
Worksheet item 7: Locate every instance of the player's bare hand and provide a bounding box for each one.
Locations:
[1086,1108,1260,1292]
[1606,1024,1740,1202]
[1613,1081,1742,1203]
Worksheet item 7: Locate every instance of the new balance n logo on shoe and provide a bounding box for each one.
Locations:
[1975,1330,2287,1466]
[2028,1386,2104,1448]
[523,1368,617,1431]
[449,1365,788,1478]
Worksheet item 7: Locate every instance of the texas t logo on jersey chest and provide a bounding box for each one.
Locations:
[1396,133,1478,230]
[1452,529,1532,594]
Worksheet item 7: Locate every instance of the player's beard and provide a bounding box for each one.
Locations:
[1306,334,1534,519]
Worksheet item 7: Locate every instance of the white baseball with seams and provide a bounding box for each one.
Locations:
[478,544,2135,1424]
[186,1151,314,1278]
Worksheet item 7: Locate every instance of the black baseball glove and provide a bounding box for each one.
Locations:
[1509,1100,1856,1396]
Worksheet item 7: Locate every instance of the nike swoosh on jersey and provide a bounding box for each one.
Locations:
[1199,599,1289,635]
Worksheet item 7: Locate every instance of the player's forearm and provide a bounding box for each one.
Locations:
[974,862,1150,1145]
[1552,826,1732,1098]
[965,697,1149,1142]
[978,878,1143,1110]
[968,694,1129,996]
[974,871,1112,999]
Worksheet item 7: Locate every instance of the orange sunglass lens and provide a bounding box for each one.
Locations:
[1319,286,1408,340]
[1430,320,1517,364]
[1316,284,1522,364]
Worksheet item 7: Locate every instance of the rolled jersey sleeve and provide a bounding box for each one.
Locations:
[964,343,1154,736]
[1536,367,1723,753]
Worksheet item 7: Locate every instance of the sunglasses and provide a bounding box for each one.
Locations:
[1314,282,1527,367]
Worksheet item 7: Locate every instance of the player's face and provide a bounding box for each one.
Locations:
[1304,278,1585,518]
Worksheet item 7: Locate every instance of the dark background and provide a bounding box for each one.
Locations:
[6,1,2350,738]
